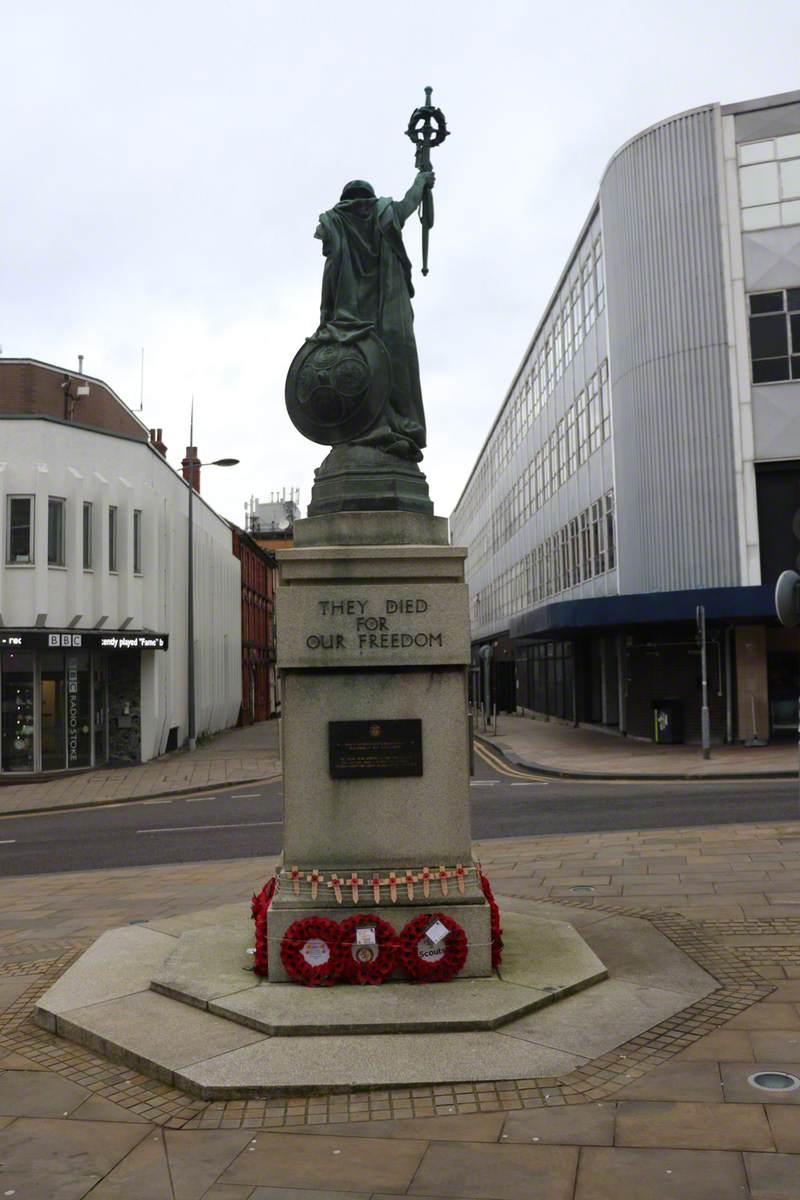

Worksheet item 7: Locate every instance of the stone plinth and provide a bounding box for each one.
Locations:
[271,510,492,982]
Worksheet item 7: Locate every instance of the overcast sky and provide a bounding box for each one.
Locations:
[3,0,800,526]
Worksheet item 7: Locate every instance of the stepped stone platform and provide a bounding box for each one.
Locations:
[34,897,717,1099]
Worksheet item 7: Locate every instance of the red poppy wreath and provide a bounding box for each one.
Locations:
[338,913,399,985]
[280,916,346,987]
[476,867,504,970]
[250,875,278,977]
[398,912,468,983]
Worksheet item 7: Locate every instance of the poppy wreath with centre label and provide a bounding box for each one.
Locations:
[338,913,399,985]
[476,867,503,970]
[398,912,468,983]
[250,875,278,977]
[280,917,346,986]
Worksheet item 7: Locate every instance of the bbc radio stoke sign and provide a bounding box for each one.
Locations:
[0,630,169,652]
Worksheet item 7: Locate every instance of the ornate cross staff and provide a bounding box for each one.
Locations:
[405,85,449,276]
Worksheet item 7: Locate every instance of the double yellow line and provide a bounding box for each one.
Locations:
[473,739,547,781]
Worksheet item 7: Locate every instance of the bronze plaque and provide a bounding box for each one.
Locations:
[329,719,423,779]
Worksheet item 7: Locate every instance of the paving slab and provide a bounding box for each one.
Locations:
[151,921,259,1006]
[574,1146,748,1200]
[176,1028,588,1098]
[0,1069,90,1118]
[0,1170,102,1199]
[676,1029,755,1061]
[53,988,267,1085]
[614,1100,774,1150]
[498,977,700,1059]
[577,914,716,1001]
[765,1105,800,1152]
[497,910,606,991]
[86,1129,173,1199]
[0,1051,49,1070]
[0,974,40,1008]
[218,1130,426,1193]
[165,1128,258,1199]
[744,1151,800,1199]
[35,925,176,1030]
[720,1060,800,1104]
[613,1060,726,1102]
[408,1140,579,1200]
[0,1116,151,1177]
[750,1029,800,1058]
[146,901,252,937]
[500,1101,616,1145]
[68,1094,151,1123]
[250,1190,370,1200]
[726,1001,800,1030]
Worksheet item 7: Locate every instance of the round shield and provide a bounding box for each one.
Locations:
[285,331,391,445]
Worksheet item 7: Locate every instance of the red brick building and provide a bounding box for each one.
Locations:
[231,527,276,724]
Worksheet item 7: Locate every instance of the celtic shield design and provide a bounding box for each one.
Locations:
[285,331,391,446]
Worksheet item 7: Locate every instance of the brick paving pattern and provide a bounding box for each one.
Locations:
[1,821,799,1195]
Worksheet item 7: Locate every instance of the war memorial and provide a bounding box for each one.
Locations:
[35,92,716,1098]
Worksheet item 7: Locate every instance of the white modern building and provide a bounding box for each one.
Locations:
[0,359,241,774]
[451,88,800,744]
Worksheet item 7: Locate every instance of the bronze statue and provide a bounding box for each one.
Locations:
[286,88,449,515]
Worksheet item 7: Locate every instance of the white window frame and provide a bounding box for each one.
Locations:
[48,496,66,567]
[108,505,118,573]
[6,494,34,565]
[133,509,143,575]
[83,502,93,570]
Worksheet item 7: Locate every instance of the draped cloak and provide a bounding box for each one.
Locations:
[314,196,426,462]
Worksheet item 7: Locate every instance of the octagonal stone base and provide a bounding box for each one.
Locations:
[34,898,718,1100]
[149,909,605,1035]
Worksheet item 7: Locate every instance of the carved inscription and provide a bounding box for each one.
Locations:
[305,596,444,653]
[276,582,470,667]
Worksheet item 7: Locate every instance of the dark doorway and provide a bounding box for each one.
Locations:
[768,651,799,737]
[755,461,800,588]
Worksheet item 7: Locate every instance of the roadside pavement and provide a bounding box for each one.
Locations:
[481,711,800,780]
[1,820,799,1196]
[0,721,281,818]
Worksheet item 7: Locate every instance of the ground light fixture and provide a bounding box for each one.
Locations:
[747,1071,800,1093]
[186,437,240,752]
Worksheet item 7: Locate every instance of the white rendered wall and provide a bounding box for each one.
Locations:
[0,418,241,760]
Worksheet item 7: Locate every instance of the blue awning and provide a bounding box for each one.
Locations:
[509,585,776,640]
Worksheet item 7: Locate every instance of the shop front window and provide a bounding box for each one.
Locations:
[40,651,67,771]
[1,651,35,772]
[0,648,110,774]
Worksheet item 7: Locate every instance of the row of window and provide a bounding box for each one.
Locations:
[5,496,142,574]
[489,361,611,555]
[748,288,800,383]
[738,134,800,231]
[472,491,616,628]
[455,234,606,533]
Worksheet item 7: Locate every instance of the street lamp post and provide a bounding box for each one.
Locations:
[186,434,239,752]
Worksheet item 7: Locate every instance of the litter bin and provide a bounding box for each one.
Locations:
[653,699,684,744]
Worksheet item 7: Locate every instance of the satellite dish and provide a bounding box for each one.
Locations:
[775,569,800,627]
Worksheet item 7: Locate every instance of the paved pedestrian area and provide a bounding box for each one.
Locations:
[0,721,281,817]
[1,821,800,1196]
[483,712,800,779]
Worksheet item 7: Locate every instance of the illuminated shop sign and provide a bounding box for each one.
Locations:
[0,631,169,652]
